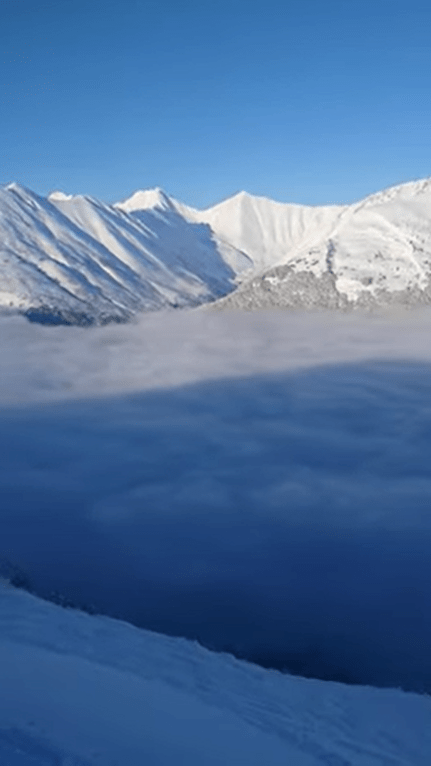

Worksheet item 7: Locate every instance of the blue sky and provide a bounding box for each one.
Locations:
[1,0,430,208]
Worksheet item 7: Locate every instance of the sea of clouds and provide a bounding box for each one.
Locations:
[1,306,431,692]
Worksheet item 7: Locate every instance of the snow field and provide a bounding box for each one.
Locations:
[1,584,431,765]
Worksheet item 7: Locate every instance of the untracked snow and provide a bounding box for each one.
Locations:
[122,177,431,309]
[2,177,431,322]
[0,183,242,324]
[1,583,431,765]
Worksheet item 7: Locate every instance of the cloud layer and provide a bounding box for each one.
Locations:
[1,308,431,691]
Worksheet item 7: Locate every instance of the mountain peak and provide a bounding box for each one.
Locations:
[222,190,252,204]
[359,176,431,209]
[48,190,74,202]
[5,181,22,192]
[4,181,34,196]
[114,187,173,213]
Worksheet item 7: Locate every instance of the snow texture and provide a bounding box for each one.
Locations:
[120,177,431,309]
[1,583,431,765]
[0,183,241,324]
[3,177,431,323]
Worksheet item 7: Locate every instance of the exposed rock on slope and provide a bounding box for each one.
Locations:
[195,179,431,310]
[2,177,431,323]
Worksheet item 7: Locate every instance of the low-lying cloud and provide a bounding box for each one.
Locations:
[1,308,431,692]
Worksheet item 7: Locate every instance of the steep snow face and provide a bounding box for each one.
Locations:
[52,192,240,299]
[124,179,431,310]
[0,184,241,324]
[116,189,254,275]
[0,184,138,322]
[195,179,431,310]
[192,191,346,274]
[114,186,174,213]
[290,178,431,303]
[331,178,431,300]
[4,178,431,324]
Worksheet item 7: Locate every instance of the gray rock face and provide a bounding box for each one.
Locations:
[197,177,431,312]
[211,263,431,312]
[212,265,348,310]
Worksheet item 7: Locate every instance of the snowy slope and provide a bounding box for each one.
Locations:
[185,190,346,274]
[0,183,241,324]
[328,177,431,301]
[119,177,431,311]
[1,582,431,766]
[187,179,431,310]
[3,178,431,323]
[114,187,253,275]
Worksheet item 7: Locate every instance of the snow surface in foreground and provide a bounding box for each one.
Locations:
[1,582,431,766]
[2,309,431,693]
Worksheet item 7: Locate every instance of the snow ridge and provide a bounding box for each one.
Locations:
[115,186,174,212]
[0,183,242,324]
[3,177,431,323]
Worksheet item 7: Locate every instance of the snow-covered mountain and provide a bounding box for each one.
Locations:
[185,190,346,274]
[2,177,431,323]
[0,183,244,324]
[192,179,431,310]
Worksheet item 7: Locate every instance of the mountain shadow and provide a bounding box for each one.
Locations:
[1,360,431,692]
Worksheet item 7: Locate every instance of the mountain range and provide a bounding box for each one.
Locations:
[1,178,431,323]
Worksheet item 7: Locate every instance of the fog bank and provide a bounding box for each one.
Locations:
[1,308,431,691]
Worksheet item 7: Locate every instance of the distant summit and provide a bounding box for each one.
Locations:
[48,190,74,202]
[0,181,242,325]
[2,177,431,323]
[115,187,174,213]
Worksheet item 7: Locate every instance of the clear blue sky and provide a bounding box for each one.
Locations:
[1,0,430,208]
